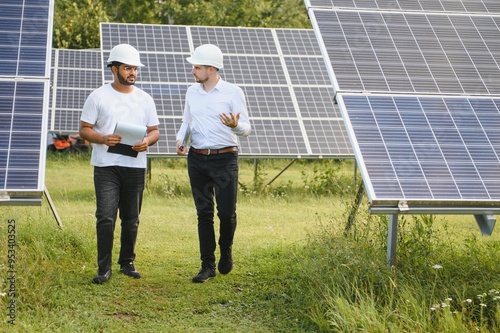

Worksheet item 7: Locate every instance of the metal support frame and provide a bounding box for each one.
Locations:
[0,188,63,229]
[344,181,364,234]
[44,186,63,229]
[387,214,398,267]
[264,159,297,187]
[147,157,152,182]
[343,180,497,267]
[474,214,496,236]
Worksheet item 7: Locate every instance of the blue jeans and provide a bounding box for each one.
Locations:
[93,166,145,273]
[187,151,239,268]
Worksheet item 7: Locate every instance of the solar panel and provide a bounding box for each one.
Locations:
[308,8,500,95]
[305,0,500,212]
[0,0,54,205]
[100,23,353,158]
[307,0,500,13]
[49,49,102,133]
[338,94,500,208]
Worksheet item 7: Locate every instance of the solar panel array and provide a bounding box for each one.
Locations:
[99,23,353,158]
[308,0,500,13]
[305,0,500,211]
[0,0,54,204]
[49,49,102,133]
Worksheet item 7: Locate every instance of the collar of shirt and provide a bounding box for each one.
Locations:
[195,76,221,94]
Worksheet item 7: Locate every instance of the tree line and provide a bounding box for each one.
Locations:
[53,0,311,49]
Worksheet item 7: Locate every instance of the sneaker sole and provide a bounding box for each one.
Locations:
[192,276,214,283]
[119,270,141,279]
[92,271,111,284]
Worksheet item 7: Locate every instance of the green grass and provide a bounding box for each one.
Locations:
[1,153,499,332]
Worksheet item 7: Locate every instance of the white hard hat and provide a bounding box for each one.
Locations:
[187,44,223,69]
[107,44,144,67]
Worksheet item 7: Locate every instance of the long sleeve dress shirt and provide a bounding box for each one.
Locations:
[176,78,251,149]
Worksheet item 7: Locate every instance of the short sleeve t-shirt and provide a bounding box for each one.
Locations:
[81,84,159,168]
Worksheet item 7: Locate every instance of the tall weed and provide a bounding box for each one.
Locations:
[292,199,500,332]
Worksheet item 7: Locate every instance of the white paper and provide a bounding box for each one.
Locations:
[113,121,147,145]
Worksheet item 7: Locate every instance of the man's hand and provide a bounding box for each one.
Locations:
[132,137,150,152]
[105,134,121,146]
[176,140,187,156]
[220,112,240,128]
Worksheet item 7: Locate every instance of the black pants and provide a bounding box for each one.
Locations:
[93,166,145,273]
[187,151,239,267]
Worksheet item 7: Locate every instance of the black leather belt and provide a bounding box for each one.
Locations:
[190,147,238,155]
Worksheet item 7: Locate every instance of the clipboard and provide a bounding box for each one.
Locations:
[179,126,191,150]
[107,122,147,158]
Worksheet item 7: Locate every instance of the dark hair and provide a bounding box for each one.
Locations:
[107,61,123,68]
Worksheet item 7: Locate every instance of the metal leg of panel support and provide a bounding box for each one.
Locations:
[146,157,152,183]
[264,159,297,188]
[44,186,63,229]
[474,214,496,236]
[387,214,398,267]
[344,181,364,235]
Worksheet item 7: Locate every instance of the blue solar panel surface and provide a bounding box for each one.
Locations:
[308,9,500,95]
[338,94,500,206]
[100,23,352,158]
[0,0,51,77]
[305,0,500,209]
[49,49,102,133]
[307,0,500,13]
[0,0,53,199]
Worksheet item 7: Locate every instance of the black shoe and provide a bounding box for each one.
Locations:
[92,269,112,284]
[120,262,141,279]
[218,248,233,275]
[192,265,216,283]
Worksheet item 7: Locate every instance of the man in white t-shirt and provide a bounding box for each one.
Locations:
[80,44,160,284]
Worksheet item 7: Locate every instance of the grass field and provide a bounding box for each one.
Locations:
[1,153,500,332]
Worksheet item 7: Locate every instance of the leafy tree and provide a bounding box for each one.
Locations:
[53,0,109,49]
[156,0,311,28]
[104,0,161,24]
[52,0,311,49]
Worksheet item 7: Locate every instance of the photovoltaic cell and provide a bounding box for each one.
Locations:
[190,27,278,55]
[238,119,309,156]
[99,23,352,158]
[0,0,53,203]
[100,24,190,53]
[242,86,296,118]
[285,57,332,86]
[49,49,102,133]
[276,29,323,56]
[0,0,51,78]
[294,87,339,118]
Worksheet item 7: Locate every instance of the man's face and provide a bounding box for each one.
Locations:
[191,65,211,84]
[115,64,139,85]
